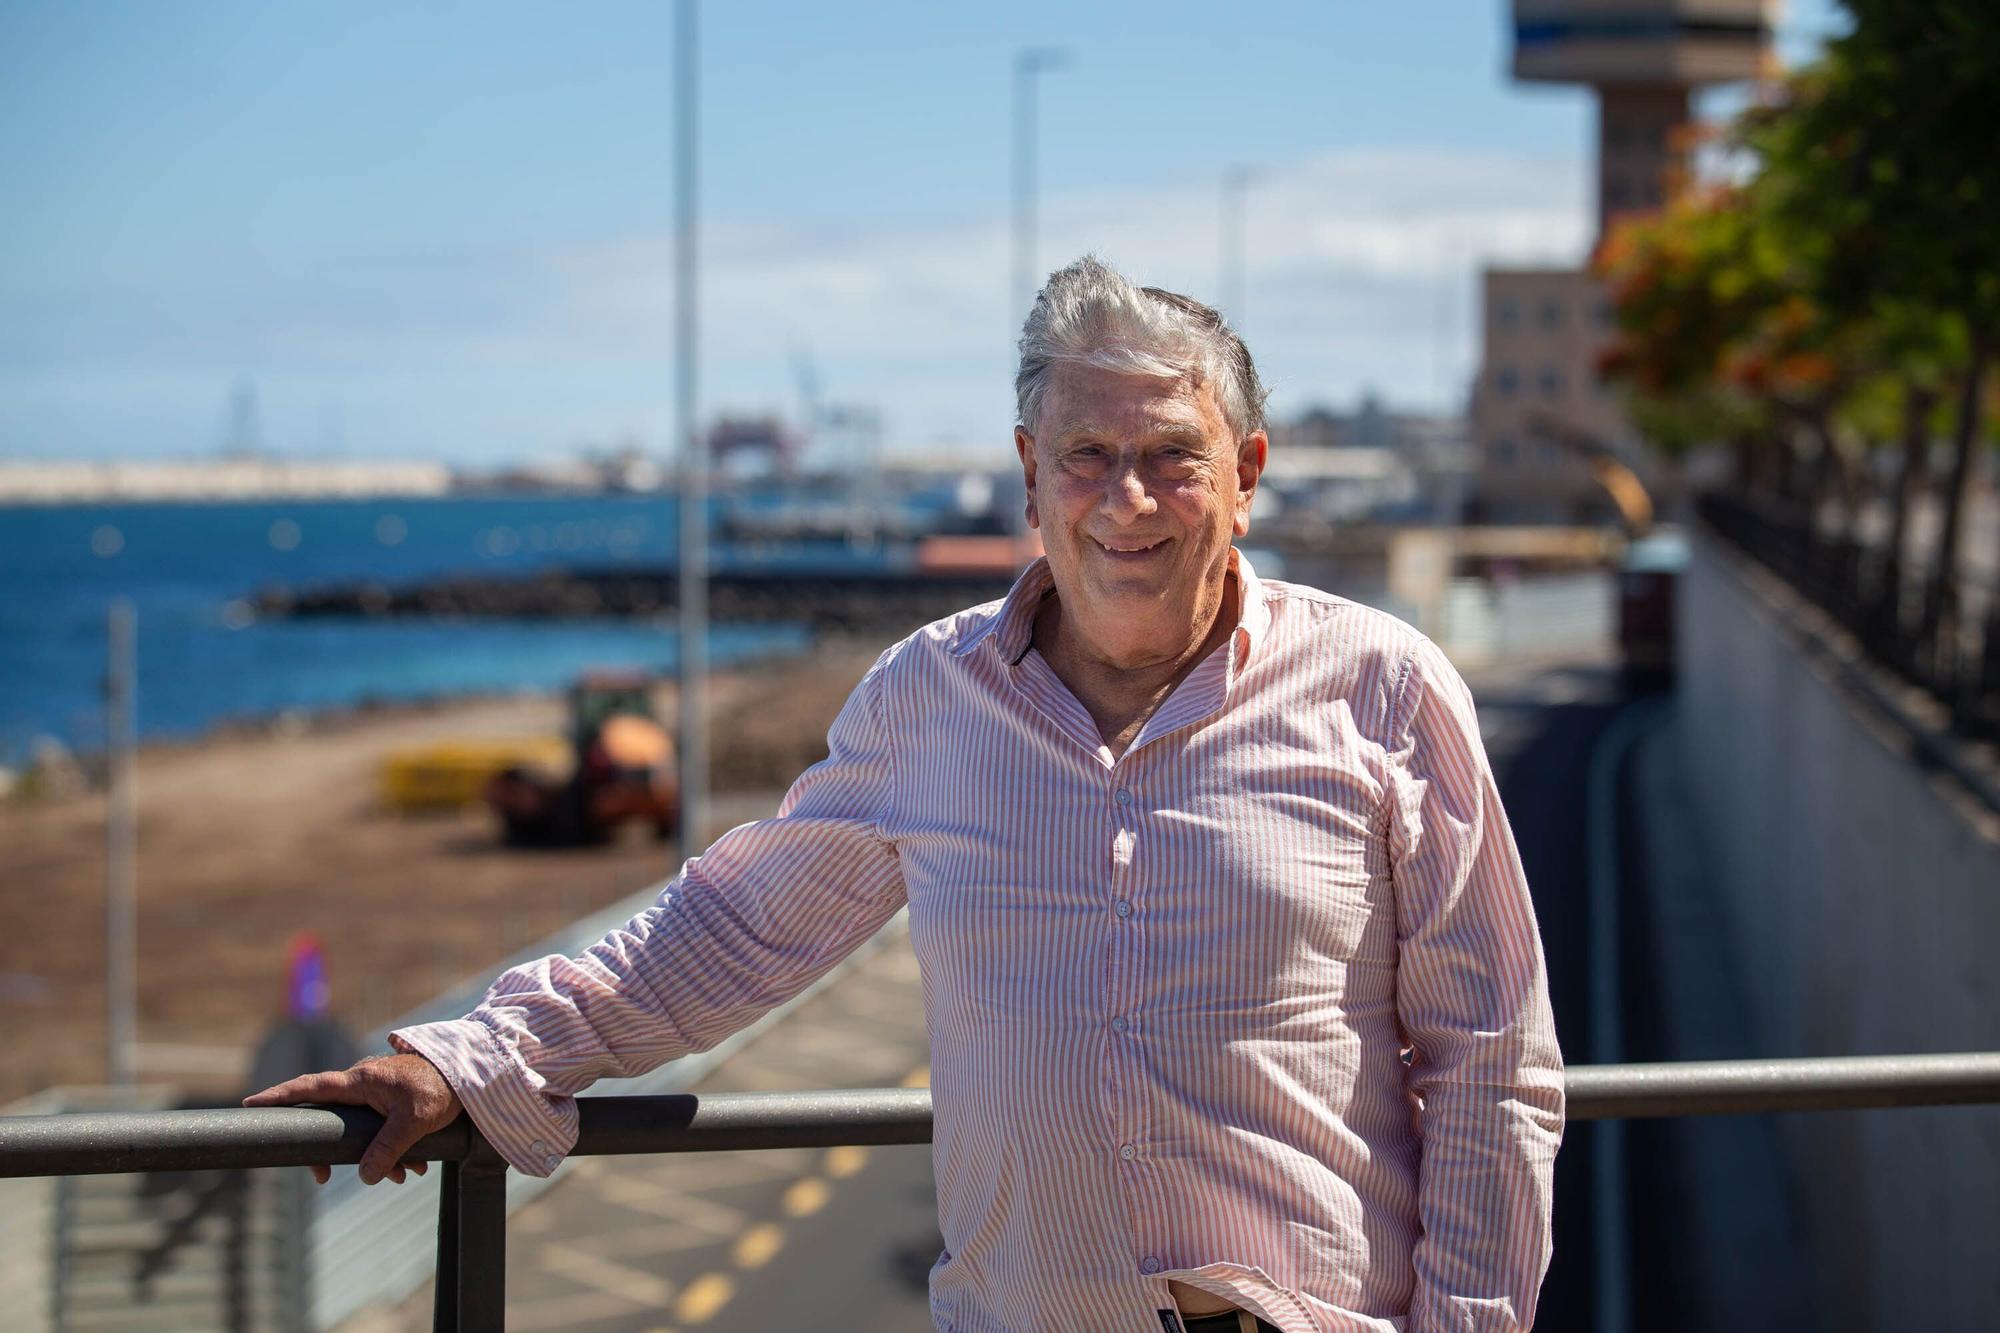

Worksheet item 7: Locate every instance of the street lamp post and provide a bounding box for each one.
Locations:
[1219,165,1259,325]
[675,0,706,865]
[1012,48,1069,325]
[105,599,136,1086]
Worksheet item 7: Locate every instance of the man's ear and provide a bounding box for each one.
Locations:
[1233,429,1268,538]
[1015,426,1041,530]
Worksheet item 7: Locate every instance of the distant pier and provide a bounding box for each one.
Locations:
[252,565,1020,633]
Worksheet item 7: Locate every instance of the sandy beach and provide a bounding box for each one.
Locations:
[0,641,885,1108]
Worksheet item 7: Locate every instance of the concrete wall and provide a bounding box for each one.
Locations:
[1678,533,2000,1331]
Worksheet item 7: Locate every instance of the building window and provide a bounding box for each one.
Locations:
[1495,366,1520,397]
[1493,438,1517,466]
[1538,299,1563,331]
[1497,299,1521,332]
[1538,438,1564,465]
[1594,298,1617,329]
[1538,366,1562,398]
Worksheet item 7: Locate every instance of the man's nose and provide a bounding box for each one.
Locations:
[1099,459,1156,520]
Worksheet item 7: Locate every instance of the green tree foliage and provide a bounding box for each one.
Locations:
[1598,1,1999,686]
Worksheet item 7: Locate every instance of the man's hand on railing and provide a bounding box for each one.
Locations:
[243,1053,464,1186]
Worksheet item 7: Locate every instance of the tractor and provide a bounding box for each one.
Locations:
[484,671,681,847]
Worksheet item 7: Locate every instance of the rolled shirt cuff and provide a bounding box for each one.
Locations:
[390,1018,576,1178]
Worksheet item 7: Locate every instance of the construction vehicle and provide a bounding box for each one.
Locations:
[1524,408,1687,685]
[379,736,571,813]
[484,671,681,847]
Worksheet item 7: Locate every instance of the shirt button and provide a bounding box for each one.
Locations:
[530,1140,548,1155]
[1110,1015,1129,1033]
[543,1154,561,1173]
[1113,899,1132,919]
[1140,1256,1163,1274]
[1119,1143,1137,1161]
[1115,787,1132,805]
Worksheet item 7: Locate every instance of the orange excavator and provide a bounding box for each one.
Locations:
[1525,408,1683,686]
[485,672,681,847]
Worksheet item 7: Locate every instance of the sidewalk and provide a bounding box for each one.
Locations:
[1620,706,1813,1330]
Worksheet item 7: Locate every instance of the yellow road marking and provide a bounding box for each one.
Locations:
[781,1176,831,1218]
[901,1065,931,1088]
[732,1221,786,1269]
[823,1144,869,1179]
[674,1272,735,1325]
[535,1242,675,1306]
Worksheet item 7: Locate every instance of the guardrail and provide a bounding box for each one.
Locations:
[5,1051,1999,1331]
[1697,491,2000,740]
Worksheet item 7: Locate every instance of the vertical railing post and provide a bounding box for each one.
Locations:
[430,1134,509,1332]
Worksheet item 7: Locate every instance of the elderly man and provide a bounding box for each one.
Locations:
[250,257,1563,1332]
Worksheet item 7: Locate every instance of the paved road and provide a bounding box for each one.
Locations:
[1473,658,1628,1333]
[352,652,1646,1332]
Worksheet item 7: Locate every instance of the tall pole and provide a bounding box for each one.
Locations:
[675,0,706,864]
[1219,165,1257,325]
[105,599,137,1085]
[1011,48,1068,326]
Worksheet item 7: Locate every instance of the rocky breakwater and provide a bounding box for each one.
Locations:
[251,564,1021,634]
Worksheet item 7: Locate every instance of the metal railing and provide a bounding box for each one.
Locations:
[4,1051,1999,1331]
[1698,491,2000,740]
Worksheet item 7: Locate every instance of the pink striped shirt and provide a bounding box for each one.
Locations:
[394,552,1563,1332]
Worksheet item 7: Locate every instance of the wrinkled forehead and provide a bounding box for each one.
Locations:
[1038,363,1229,444]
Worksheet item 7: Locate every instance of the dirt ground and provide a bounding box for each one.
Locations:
[0,641,884,1108]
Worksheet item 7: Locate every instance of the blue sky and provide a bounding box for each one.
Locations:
[0,1,1843,464]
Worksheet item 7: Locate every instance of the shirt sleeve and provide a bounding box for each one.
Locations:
[1383,636,1565,1332]
[391,648,908,1177]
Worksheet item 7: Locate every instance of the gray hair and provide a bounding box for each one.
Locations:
[1014,255,1269,442]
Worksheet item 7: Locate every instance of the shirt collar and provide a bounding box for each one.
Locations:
[953,546,1271,668]
[1231,546,1270,664]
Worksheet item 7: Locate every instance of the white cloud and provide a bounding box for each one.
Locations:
[2,145,1592,460]
[546,144,1591,448]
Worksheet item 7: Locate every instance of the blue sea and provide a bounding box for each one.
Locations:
[0,494,858,764]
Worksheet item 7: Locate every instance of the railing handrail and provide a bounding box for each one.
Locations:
[6,1051,1999,1181]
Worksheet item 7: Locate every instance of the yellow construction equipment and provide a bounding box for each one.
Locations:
[378,737,569,813]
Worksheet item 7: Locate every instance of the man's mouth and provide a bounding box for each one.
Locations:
[1093,536,1169,557]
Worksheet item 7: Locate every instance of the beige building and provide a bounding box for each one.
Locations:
[1470,0,1776,523]
[1470,269,1631,523]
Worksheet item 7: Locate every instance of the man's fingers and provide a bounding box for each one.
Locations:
[242,1069,357,1107]
[405,1159,429,1177]
[310,1165,331,1186]
[245,1055,454,1183]
[359,1110,421,1186]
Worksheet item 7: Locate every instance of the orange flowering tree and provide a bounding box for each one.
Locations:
[1598,0,1999,687]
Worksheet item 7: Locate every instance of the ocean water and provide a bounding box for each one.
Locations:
[0,494,843,764]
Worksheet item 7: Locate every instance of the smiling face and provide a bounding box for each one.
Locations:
[1015,361,1266,669]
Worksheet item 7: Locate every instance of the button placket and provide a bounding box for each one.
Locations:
[1109,768,1158,1208]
